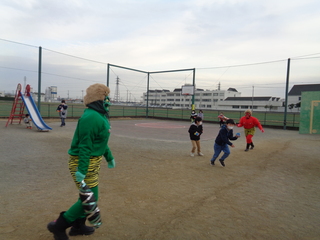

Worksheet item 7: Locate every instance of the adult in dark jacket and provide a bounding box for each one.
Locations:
[188,117,204,157]
[210,119,240,167]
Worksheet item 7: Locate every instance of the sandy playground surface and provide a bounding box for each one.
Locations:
[0,118,320,240]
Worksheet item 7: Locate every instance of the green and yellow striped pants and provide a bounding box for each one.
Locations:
[69,155,102,188]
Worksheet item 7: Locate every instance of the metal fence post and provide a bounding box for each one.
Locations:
[146,73,150,118]
[283,58,291,130]
[37,46,42,112]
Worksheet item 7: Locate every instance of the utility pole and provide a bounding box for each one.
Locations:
[114,76,120,102]
[251,85,254,111]
[126,90,128,105]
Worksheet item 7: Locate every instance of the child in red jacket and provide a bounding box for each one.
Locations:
[237,109,264,151]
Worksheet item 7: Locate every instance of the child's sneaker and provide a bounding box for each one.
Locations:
[198,152,204,156]
[219,159,225,167]
[210,161,215,165]
[190,153,194,157]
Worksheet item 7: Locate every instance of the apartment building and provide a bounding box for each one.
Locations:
[142,87,241,109]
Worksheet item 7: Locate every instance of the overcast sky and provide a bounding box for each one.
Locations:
[1,0,320,100]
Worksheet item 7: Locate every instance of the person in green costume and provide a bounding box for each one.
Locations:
[47,83,115,240]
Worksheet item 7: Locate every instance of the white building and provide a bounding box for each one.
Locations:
[142,84,286,111]
[221,96,283,111]
[31,92,46,102]
[45,86,58,102]
[142,87,241,109]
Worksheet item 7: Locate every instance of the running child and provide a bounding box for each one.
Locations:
[188,117,204,157]
[210,119,240,167]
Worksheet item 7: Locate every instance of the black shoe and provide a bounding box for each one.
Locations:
[245,143,250,151]
[47,212,71,240]
[250,143,254,150]
[69,217,95,236]
[210,161,215,165]
[219,159,225,167]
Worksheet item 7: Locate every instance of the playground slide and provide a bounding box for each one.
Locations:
[21,94,52,131]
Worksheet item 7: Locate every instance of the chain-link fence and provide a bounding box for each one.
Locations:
[1,100,299,129]
[0,39,318,130]
[2,39,319,101]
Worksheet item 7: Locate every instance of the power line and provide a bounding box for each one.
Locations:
[109,66,148,94]
[291,56,320,60]
[0,38,108,65]
[2,38,320,70]
[196,59,287,70]
[127,75,147,92]
[109,67,119,77]
[0,38,38,48]
[173,71,193,89]
[0,65,103,83]
[0,66,37,73]
[118,79,140,101]
[42,48,108,65]
[149,75,165,90]
[41,72,103,83]
[291,52,320,59]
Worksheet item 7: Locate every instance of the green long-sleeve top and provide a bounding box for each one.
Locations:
[68,108,114,175]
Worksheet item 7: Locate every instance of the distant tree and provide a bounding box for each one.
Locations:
[264,105,273,111]
[295,102,301,111]
[288,103,294,110]
[268,105,273,111]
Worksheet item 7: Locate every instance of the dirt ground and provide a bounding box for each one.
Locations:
[1,118,320,240]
